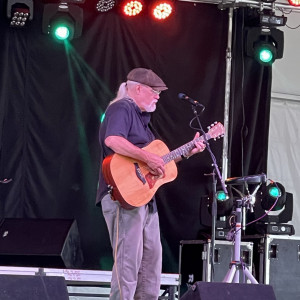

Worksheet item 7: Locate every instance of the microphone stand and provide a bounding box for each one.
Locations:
[190,104,227,282]
[210,168,217,281]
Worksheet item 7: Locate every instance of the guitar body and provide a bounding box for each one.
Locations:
[102,122,225,209]
[102,140,178,209]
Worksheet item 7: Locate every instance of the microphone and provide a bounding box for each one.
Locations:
[178,93,205,108]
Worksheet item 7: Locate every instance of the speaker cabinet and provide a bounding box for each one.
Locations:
[0,218,83,268]
[0,275,69,300]
[180,282,276,300]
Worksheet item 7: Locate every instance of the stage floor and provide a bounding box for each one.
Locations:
[0,266,180,299]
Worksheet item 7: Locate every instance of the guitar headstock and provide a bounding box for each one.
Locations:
[207,122,225,140]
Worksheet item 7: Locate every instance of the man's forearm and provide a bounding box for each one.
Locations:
[105,135,149,162]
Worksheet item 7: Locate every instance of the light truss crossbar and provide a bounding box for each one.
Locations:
[178,0,300,12]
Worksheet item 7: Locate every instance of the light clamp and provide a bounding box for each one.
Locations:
[259,14,287,27]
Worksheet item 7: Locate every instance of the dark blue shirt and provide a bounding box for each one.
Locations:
[96,97,155,205]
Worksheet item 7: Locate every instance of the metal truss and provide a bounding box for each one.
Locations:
[178,0,300,12]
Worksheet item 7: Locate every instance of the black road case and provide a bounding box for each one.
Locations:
[259,234,300,300]
[179,239,254,296]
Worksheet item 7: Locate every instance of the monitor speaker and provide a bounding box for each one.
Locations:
[0,218,83,268]
[0,275,69,300]
[180,282,276,300]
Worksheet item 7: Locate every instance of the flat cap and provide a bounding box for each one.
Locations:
[127,68,168,91]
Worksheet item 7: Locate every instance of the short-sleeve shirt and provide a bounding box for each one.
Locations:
[96,97,155,205]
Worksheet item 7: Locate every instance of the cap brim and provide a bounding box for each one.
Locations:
[153,86,168,91]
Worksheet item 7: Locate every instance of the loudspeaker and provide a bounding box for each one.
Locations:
[180,282,276,300]
[0,275,69,300]
[0,218,83,268]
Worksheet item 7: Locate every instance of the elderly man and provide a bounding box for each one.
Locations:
[96,68,205,300]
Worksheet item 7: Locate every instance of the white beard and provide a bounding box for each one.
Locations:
[144,102,157,112]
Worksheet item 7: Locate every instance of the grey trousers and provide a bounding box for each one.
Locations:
[101,194,162,300]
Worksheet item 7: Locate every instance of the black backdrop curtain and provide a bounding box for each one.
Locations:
[228,8,272,178]
[0,1,270,272]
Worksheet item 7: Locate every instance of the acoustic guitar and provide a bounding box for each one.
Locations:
[102,122,225,209]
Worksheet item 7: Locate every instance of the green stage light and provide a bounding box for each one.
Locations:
[268,185,281,198]
[261,182,286,211]
[259,47,273,63]
[51,16,74,41]
[42,3,83,42]
[245,27,284,66]
[214,190,233,217]
[55,26,70,40]
[253,182,295,235]
[216,191,227,201]
[254,42,276,65]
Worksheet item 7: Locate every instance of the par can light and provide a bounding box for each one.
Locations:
[122,0,144,16]
[288,0,300,6]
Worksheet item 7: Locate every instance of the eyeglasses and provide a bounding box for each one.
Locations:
[140,84,161,95]
[150,87,161,95]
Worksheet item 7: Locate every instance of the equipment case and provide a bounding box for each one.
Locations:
[203,239,253,283]
[258,234,300,300]
[179,239,254,296]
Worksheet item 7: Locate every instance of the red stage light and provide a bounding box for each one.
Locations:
[288,0,300,5]
[122,0,143,16]
[151,1,173,20]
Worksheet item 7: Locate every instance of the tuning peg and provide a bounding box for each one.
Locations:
[207,126,211,129]
[214,121,217,124]
[211,123,214,127]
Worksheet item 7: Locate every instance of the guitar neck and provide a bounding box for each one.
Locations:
[162,133,211,164]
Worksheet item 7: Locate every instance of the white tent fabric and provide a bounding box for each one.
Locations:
[272,10,300,97]
[268,96,300,234]
[269,10,300,235]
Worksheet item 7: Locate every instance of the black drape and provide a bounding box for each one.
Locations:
[228,8,271,178]
[0,1,270,272]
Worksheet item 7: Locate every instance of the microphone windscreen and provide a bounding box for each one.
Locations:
[178,93,187,100]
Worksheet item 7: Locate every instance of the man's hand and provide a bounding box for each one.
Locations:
[144,151,165,177]
[188,132,206,157]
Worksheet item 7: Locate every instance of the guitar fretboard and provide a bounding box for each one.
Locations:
[162,133,211,164]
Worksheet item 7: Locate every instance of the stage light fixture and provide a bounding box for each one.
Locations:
[255,41,276,64]
[252,182,295,235]
[6,0,33,28]
[216,191,234,217]
[96,0,116,12]
[216,190,227,201]
[245,27,284,66]
[121,0,144,17]
[261,182,286,211]
[42,2,83,42]
[288,0,300,6]
[200,191,233,224]
[151,0,174,20]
